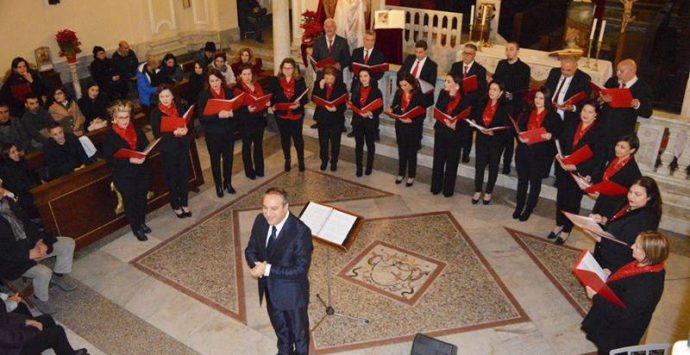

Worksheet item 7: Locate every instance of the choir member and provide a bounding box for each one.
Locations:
[348,30,385,139]
[150,85,192,218]
[589,176,662,272]
[77,82,109,132]
[492,42,531,174]
[513,87,562,221]
[550,101,605,245]
[310,18,351,83]
[544,56,592,126]
[47,87,85,136]
[231,47,263,78]
[385,72,426,187]
[233,64,267,180]
[312,66,348,171]
[208,52,236,87]
[399,40,438,108]
[102,100,151,241]
[431,73,470,197]
[450,43,488,163]
[350,68,383,177]
[582,231,668,354]
[587,134,642,219]
[269,58,308,172]
[197,69,237,197]
[0,57,50,117]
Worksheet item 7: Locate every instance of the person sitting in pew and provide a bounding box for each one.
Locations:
[0,143,41,219]
[0,102,32,153]
[77,82,109,132]
[20,94,52,151]
[42,123,94,181]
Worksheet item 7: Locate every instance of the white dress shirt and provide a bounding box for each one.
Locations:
[264,211,290,276]
[554,75,575,119]
[622,76,641,109]
[410,57,428,79]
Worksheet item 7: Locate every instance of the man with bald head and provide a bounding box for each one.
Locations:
[111,40,139,97]
[598,59,652,157]
[544,56,592,125]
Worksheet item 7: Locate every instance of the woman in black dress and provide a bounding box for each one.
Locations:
[0,143,41,218]
[233,64,268,179]
[472,81,510,205]
[513,87,562,221]
[197,69,237,197]
[150,85,191,218]
[269,58,308,172]
[431,73,470,197]
[0,57,49,117]
[77,82,109,132]
[350,68,383,177]
[550,101,605,244]
[385,72,425,187]
[582,231,668,354]
[102,100,151,241]
[312,66,348,171]
[589,176,662,272]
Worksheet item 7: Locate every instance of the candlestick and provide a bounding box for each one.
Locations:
[585,38,594,68]
[594,39,602,71]
[589,18,598,40]
[481,5,487,26]
[470,5,475,25]
[598,20,606,43]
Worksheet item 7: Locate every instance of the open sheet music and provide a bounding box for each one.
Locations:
[562,211,628,246]
[573,250,626,308]
[299,202,361,248]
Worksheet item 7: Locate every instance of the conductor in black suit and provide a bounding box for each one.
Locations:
[544,56,592,126]
[245,187,313,355]
[399,40,438,108]
[450,43,488,163]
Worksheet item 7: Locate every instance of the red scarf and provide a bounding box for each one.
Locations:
[241,81,264,96]
[608,261,665,283]
[527,109,547,130]
[446,91,461,114]
[112,122,137,150]
[325,83,333,100]
[359,85,371,106]
[279,78,295,99]
[401,92,412,112]
[482,101,498,127]
[158,102,180,118]
[210,86,225,99]
[603,156,632,181]
[610,205,631,223]
[572,121,594,148]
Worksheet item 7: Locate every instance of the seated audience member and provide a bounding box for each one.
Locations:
[0,143,41,218]
[231,47,263,78]
[209,52,236,87]
[198,41,217,68]
[20,94,52,150]
[77,82,109,132]
[0,57,50,117]
[158,53,184,84]
[0,192,77,314]
[110,40,139,83]
[1,291,31,316]
[0,298,88,354]
[42,123,92,181]
[89,46,127,100]
[136,56,161,109]
[47,87,85,136]
[0,102,32,152]
[237,0,266,43]
[184,60,206,107]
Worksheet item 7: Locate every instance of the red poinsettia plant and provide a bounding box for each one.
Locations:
[55,29,82,61]
[301,10,322,45]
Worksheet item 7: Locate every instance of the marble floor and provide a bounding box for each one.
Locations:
[39,134,690,355]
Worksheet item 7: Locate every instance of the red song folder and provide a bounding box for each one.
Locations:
[562,145,593,165]
[245,94,272,112]
[586,180,628,196]
[160,105,196,132]
[273,90,308,111]
[384,106,426,120]
[113,138,161,159]
[519,127,549,145]
[602,88,634,108]
[351,62,389,74]
[313,93,349,108]
[347,98,383,117]
[563,91,587,106]
[433,106,471,124]
[573,250,626,308]
[202,94,245,116]
[308,55,338,69]
[463,75,478,94]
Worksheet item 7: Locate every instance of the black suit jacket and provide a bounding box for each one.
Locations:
[102,124,150,180]
[196,89,237,134]
[433,89,471,138]
[267,77,309,119]
[350,47,385,82]
[597,206,659,272]
[150,103,191,154]
[312,81,348,126]
[311,34,351,81]
[471,98,511,145]
[591,158,641,218]
[391,90,427,147]
[400,55,438,107]
[599,76,653,142]
[557,118,606,177]
[544,68,592,124]
[42,133,91,180]
[245,213,313,310]
[350,84,383,129]
[0,301,36,355]
[450,61,488,106]
[515,109,563,179]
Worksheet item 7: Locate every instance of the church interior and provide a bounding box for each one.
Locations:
[0,0,689,354]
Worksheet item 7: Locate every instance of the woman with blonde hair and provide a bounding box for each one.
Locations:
[231,47,263,78]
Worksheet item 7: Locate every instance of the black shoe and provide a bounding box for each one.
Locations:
[183,211,192,218]
[215,184,224,198]
[443,192,454,198]
[330,163,337,171]
[461,155,470,163]
[519,210,532,222]
[141,224,152,233]
[405,178,414,187]
[547,229,562,240]
[74,348,90,355]
[482,194,492,205]
[502,166,511,175]
[256,172,264,177]
[246,171,256,180]
[174,209,185,219]
[298,161,305,172]
[320,161,327,171]
[365,166,372,175]
[310,123,318,129]
[431,190,441,195]
[395,176,403,184]
[134,229,148,241]
[347,131,355,138]
[356,166,363,177]
[284,160,291,172]
[471,192,481,204]
[512,208,522,219]
[224,183,236,194]
[555,233,570,245]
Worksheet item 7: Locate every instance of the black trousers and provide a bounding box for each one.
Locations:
[276,118,305,163]
[353,120,377,169]
[241,127,265,176]
[317,122,343,165]
[397,142,418,178]
[515,175,543,212]
[459,124,474,159]
[114,173,149,233]
[474,140,501,193]
[555,166,585,232]
[266,296,309,355]
[205,130,235,187]
[431,130,462,196]
[500,135,515,170]
[20,314,76,355]
[161,148,190,210]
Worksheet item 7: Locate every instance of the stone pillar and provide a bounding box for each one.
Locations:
[682,71,690,118]
[291,0,304,48]
[273,0,292,74]
[67,62,82,99]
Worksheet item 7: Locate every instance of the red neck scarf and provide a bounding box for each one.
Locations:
[210,86,225,99]
[325,83,333,100]
[112,122,137,150]
[279,78,295,99]
[573,121,595,148]
[241,81,264,96]
[608,261,664,283]
[610,204,632,223]
[359,85,371,106]
[446,91,461,114]
[482,101,498,127]
[603,156,632,181]
[158,102,179,118]
[528,109,547,130]
[401,92,412,112]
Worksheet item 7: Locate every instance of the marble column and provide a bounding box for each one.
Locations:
[291,0,304,48]
[682,71,690,117]
[273,0,291,74]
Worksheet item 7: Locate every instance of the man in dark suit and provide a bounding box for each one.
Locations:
[597,59,653,159]
[399,40,438,108]
[42,123,93,181]
[245,188,313,355]
[544,56,592,126]
[348,30,385,138]
[450,43,488,163]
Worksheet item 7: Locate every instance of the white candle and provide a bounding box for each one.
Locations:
[589,18,598,40]
[598,20,606,42]
[470,5,475,25]
[481,6,487,26]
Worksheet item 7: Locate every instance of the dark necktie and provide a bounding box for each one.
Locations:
[411,60,420,78]
[553,76,566,104]
[328,39,333,54]
[463,65,469,77]
[363,50,369,64]
[266,226,277,253]
[620,82,626,88]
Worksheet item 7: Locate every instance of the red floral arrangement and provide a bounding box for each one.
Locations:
[301,10,322,45]
[55,29,82,59]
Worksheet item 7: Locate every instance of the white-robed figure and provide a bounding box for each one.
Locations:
[334,0,367,52]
